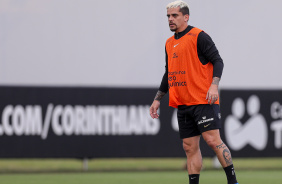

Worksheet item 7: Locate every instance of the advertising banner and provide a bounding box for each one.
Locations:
[0,86,192,158]
[220,89,282,157]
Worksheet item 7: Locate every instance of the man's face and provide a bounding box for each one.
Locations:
[167,7,189,33]
[224,151,232,163]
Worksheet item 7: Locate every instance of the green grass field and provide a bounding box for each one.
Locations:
[0,158,282,184]
[1,170,281,184]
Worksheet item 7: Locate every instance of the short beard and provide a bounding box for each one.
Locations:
[170,27,177,32]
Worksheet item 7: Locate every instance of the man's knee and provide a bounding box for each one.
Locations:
[204,137,219,150]
[182,136,200,154]
[183,141,199,154]
[202,130,222,150]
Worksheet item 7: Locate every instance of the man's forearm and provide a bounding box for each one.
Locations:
[154,90,167,101]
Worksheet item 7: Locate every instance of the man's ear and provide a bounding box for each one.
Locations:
[184,14,189,22]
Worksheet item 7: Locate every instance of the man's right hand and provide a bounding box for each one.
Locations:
[150,100,160,119]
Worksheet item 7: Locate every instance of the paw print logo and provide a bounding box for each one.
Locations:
[224,95,268,151]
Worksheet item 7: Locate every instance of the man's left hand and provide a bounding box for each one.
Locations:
[206,84,219,105]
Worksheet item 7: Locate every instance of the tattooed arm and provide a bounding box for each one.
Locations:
[197,32,223,105]
[150,47,169,119]
[150,90,167,119]
[154,90,167,101]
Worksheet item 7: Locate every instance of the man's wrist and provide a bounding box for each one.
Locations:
[154,90,166,101]
[212,77,220,86]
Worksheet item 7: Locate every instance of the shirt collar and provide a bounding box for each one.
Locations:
[174,25,194,39]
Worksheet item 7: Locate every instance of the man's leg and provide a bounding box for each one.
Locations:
[202,129,238,184]
[182,135,202,184]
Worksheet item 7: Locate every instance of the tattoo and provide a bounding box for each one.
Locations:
[223,149,233,166]
[216,142,226,149]
[154,90,166,101]
[212,77,220,85]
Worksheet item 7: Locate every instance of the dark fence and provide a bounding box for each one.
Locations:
[0,86,281,158]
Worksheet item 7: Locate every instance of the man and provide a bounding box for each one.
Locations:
[149,1,239,184]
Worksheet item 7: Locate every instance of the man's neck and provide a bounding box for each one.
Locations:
[175,24,188,34]
[174,25,193,40]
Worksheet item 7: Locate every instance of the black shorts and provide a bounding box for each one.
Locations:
[177,104,221,139]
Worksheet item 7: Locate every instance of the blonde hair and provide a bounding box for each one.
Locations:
[166,0,190,15]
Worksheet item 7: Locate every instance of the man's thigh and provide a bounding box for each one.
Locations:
[177,107,201,139]
[194,104,221,134]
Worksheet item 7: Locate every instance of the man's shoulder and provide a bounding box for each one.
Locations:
[198,30,213,43]
[165,36,174,44]
[187,26,212,43]
[189,27,203,34]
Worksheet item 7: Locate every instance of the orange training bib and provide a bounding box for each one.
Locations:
[166,27,219,108]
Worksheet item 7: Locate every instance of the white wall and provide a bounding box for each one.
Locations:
[0,0,281,88]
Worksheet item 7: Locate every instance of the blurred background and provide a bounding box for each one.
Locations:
[0,0,282,184]
[1,0,282,88]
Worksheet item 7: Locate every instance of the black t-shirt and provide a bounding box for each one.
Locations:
[159,25,224,93]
